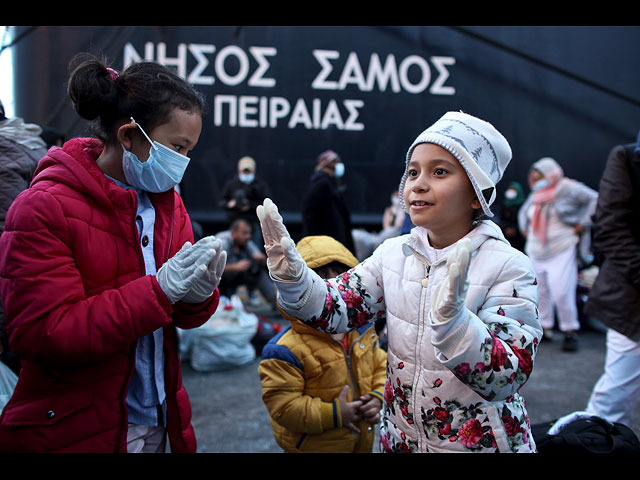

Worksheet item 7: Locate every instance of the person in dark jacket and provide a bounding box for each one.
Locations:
[0,100,48,375]
[0,55,226,453]
[583,137,640,428]
[302,150,355,255]
[220,156,271,249]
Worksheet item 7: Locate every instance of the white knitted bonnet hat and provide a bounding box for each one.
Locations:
[399,111,512,217]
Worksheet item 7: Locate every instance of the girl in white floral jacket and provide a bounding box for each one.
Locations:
[257,111,542,453]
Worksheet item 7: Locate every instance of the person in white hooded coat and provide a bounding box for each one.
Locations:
[518,157,598,352]
[256,111,541,453]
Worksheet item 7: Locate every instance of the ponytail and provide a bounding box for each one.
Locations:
[67,53,205,145]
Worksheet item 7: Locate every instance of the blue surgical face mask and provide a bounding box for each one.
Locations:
[532,179,550,191]
[334,162,345,178]
[239,172,254,184]
[121,117,190,193]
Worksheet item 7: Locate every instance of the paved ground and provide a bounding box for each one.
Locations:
[181,303,640,453]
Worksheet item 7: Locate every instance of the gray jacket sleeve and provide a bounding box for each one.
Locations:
[0,136,46,233]
[554,179,598,227]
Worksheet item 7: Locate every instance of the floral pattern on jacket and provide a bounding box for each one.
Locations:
[381,356,535,452]
[277,221,541,453]
[307,266,384,333]
[451,320,539,401]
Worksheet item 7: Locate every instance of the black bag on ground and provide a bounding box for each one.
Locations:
[533,416,640,454]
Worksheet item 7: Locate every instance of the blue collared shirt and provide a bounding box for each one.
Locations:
[106,175,166,427]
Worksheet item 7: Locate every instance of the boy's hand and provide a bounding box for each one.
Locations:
[338,385,362,433]
[256,198,305,282]
[431,237,472,322]
[358,394,382,424]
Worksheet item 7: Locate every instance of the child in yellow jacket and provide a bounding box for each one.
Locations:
[258,235,387,453]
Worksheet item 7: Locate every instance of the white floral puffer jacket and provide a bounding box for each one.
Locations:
[276,220,542,453]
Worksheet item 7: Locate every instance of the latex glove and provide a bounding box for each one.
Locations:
[256,198,305,282]
[182,237,228,304]
[430,238,472,323]
[156,239,216,304]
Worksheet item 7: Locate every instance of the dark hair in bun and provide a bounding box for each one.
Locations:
[67,53,205,145]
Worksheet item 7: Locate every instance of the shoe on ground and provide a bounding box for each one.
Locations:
[248,291,262,307]
[562,331,579,352]
[542,328,554,342]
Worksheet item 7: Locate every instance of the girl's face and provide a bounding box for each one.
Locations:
[130,108,202,162]
[403,143,480,248]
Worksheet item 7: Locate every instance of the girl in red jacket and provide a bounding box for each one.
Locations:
[0,54,226,453]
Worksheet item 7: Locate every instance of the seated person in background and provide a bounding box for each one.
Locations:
[352,190,405,261]
[216,219,276,307]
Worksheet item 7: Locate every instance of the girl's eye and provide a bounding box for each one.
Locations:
[434,168,448,176]
[408,168,418,177]
[174,145,184,152]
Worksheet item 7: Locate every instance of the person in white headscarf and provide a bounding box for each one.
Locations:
[518,157,598,352]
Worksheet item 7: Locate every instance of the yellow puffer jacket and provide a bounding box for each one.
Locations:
[259,318,387,453]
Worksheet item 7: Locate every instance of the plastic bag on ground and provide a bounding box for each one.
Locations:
[178,295,259,372]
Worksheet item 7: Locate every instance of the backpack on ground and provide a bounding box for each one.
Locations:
[532,415,640,454]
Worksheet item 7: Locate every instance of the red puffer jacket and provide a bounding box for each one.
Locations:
[0,138,218,452]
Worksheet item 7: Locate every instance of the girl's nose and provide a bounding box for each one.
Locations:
[411,174,429,192]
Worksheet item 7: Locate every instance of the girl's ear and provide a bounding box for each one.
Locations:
[471,198,482,210]
[117,120,138,151]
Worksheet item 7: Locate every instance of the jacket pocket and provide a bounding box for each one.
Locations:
[1,390,94,427]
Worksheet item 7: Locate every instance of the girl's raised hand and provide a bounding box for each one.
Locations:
[256,198,305,282]
[430,237,472,322]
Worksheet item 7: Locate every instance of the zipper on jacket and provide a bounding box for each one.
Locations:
[131,193,146,276]
[166,193,175,260]
[121,192,143,450]
[296,433,307,450]
[332,331,363,453]
[413,270,430,452]
[421,264,431,287]
[403,240,439,452]
[345,343,361,453]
